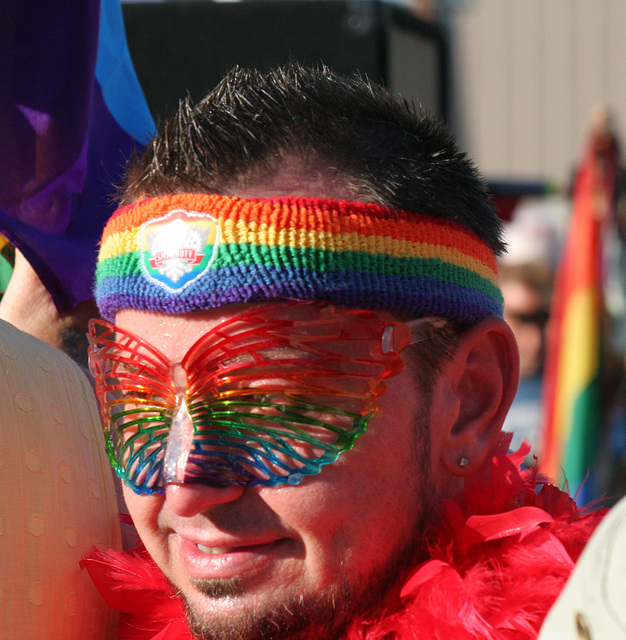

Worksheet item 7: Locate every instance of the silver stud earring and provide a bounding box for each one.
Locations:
[458,456,469,468]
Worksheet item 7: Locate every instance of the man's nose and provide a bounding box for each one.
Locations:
[164,481,245,517]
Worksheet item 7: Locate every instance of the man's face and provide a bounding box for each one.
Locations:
[501,280,548,378]
[117,304,440,640]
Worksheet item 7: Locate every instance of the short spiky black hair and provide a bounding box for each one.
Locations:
[122,63,504,255]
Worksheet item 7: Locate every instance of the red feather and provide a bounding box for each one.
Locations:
[83,443,605,639]
[81,548,193,640]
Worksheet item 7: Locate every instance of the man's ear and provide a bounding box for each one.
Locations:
[433,316,520,476]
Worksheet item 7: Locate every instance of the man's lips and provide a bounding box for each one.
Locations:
[177,535,291,581]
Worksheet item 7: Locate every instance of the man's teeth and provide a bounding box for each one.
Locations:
[197,544,233,554]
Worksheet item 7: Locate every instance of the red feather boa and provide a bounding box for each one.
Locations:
[82,439,604,640]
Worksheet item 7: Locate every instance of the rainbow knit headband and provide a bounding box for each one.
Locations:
[94,193,503,323]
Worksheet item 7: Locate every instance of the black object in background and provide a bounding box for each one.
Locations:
[122,0,448,122]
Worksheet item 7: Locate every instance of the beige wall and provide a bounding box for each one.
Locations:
[450,0,626,185]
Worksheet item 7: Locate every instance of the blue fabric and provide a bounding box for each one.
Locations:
[0,0,154,310]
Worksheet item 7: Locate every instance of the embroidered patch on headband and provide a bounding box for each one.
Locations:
[95,193,503,323]
[140,208,219,293]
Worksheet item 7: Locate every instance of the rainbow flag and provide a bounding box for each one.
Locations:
[540,122,618,501]
[0,0,154,311]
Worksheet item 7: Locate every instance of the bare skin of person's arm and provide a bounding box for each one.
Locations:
[0,249,98,366]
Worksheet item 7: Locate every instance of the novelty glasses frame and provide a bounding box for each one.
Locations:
[88,301,446,494]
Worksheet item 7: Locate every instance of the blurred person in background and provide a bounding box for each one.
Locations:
[499,201,560,463]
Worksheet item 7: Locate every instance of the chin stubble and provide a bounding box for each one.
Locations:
[177,489,436,640]
[191,577,242,599]
[176,406,437,640]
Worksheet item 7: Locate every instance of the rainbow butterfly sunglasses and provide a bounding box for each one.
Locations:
[88,300,445,495]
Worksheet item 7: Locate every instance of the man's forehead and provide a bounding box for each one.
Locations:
[115,301,397,353]
[115,304,251,359]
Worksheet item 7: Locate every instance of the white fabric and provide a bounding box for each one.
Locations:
[0,320,121,638]
[539,495,626,639]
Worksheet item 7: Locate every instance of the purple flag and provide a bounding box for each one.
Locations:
[0,0,154,311]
